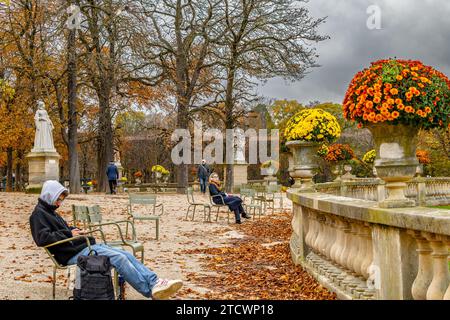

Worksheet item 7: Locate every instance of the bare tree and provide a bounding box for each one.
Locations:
[214,0,328,191]
[133,0,224,192]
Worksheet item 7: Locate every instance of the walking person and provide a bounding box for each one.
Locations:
[208,173,251,224]
[197,159,211,194]
[106,160,119,194]
[29,180,183,299]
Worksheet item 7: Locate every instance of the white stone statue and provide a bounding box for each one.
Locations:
[234,128,246,163]
[32,100,56,152]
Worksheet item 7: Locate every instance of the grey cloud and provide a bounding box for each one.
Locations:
[258,0,450,105]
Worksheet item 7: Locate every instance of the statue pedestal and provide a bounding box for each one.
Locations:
[264,176,278,186]
[233,162,248,188]
[26,151,60,193]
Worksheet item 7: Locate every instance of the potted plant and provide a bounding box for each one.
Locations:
[323,144,356,181]
[415,149,431,177]
[261,160,280,185]
[134,171,143,184]
[152,165,168,183]
[284,108,341,190]
[363,149,377,177]
[343,59,450,207]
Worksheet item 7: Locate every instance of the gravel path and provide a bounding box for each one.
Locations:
[0,192,290,300]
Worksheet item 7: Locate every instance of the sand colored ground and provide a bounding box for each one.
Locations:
[0,191,291,300]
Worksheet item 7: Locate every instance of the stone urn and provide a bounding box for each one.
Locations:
[367,124,419,208]
[332,162,343,181]
[287,153,294,174]
[286,140,319,191]
[341,164,356,181]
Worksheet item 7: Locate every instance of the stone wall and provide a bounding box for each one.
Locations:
[288,191,450,300]
[315,177,450,206]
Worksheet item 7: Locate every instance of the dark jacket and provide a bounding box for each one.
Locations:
[106,163,119,181]
[30,198,95,266]
[209,183,243,211]
[197,164,211,179]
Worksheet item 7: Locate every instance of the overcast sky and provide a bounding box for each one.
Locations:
[257,0,450,105]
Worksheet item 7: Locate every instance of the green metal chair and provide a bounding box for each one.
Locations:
[87,205,145,263]
[185,187,211,222]
[209,193,232,223]
[241,188,264,220]
[42,231,119,300]
[266,184,284,212]
[72,205,90,229]
[126,193,164,240]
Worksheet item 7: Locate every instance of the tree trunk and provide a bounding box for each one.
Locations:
[176,102,189,193]
[96,93,114,193]
[67,27,81,194]
[14,151,23,191]
[224,64,236,193]
[6,147,13,192]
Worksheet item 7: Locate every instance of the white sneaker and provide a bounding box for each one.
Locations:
[151,279,183,300]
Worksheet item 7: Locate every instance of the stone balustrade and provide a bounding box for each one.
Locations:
[288,191,450,300]
[315,177,450,206]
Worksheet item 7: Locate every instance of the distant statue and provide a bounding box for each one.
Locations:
[32,100,56,152]
[234,128,246,163]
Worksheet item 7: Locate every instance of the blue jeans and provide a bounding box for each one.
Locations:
[67,244,158,298]
[199,177,207,193]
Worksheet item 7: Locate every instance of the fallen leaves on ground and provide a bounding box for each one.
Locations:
[181,212,336,300]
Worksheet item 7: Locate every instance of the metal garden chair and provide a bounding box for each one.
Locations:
[41,231,119,299]
[241,188,264,220]
[209,193,232,223]
[185,187,211,222]
[87,205,145,262]
[126,193,165,240]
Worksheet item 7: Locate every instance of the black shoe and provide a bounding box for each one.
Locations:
[242,213,251,219]
[236,220,242,224]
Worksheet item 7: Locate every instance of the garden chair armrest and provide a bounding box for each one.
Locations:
[88,222,127,243]
[44,235,93,249]
[211,194,225,205]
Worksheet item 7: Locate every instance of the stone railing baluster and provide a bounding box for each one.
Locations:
[443,238,450,300]
[352,223,367,277]
[360,223,373,279]
[324,215,337,259]
[408,230,434,300]
[424,233,449,300]
[338,219,352,270]
[344,222,359,273]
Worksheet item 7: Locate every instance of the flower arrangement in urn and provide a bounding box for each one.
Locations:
[322,144,355,180]
[260,160,280,184]
[343,59,450,129]
[416,150,431,165]
[284,108,341,142]
[415,149,431,177]
[323,144,355,163]
[152,165,169,182]
[362,149,376,164]
[284,108,341,190]
[343,58,450,207]
[134,171,143,184]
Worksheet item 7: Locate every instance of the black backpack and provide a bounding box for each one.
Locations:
[73,250,115,300]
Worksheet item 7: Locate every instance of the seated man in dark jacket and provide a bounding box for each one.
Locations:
[208,173,250,224]
[30,180,182,299]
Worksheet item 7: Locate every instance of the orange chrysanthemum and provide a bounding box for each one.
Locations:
[343,59,450,129]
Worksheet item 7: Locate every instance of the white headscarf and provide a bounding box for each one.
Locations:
[39,180,69,206]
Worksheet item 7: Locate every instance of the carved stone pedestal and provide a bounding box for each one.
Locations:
[26,151,60,193]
